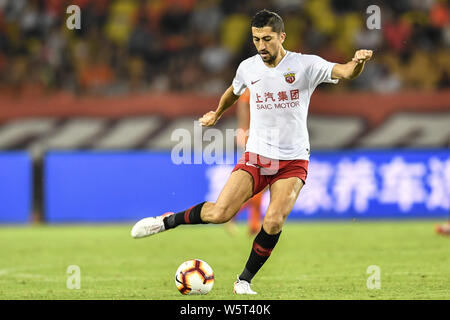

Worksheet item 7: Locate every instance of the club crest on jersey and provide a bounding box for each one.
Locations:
[284,72,295,84]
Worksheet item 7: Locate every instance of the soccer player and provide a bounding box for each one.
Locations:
[131,9,372,294]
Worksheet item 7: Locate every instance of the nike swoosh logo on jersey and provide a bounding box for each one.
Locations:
[251,79,261,85]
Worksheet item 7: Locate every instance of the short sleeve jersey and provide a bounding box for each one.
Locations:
[232,51,338,160]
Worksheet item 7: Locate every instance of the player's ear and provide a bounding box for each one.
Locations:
[279,32,286,43]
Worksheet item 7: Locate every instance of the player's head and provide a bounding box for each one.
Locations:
[251,9,286,64]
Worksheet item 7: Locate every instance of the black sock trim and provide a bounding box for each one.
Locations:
[255,226,281,249]
[163,202,207,230]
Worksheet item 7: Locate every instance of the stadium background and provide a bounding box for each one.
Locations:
[0,0,449,224]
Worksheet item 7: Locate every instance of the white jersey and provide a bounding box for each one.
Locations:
[232,51,338,160]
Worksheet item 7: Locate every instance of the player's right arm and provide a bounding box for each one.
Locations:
[199,85,240,127]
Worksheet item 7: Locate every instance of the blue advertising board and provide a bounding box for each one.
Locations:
[44,151,210,223]
[288,149,450,219]
[44,149,450,223]
[0,152,32,223]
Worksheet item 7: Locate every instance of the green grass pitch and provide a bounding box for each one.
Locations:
[0,220,449,300]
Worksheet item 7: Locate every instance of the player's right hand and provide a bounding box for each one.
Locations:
[199,111,220,127]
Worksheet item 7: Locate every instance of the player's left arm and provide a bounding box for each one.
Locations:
[331,49,373,80]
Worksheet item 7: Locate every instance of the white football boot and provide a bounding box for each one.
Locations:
[233,277,257,295]
[131,212,174,239]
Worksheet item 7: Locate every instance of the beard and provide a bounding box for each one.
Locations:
[259,50,276,64]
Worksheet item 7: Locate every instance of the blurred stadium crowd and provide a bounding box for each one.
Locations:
[0,0,449,95]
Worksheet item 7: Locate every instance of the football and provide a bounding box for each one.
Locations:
[175,259,214,295]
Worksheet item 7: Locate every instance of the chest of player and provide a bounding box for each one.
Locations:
[246,67,308,110]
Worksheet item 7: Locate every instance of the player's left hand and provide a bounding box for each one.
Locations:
[352,49,373,64]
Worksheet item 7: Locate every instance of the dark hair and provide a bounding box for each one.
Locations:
[251,9,285,34]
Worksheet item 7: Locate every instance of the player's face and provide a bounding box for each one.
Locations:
[252,26,285,64]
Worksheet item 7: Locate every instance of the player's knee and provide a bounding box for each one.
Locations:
[207,203,233,224]
[264,214,286,234]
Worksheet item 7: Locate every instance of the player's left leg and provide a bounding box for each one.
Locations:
[131,169,255,238]
[234,177,304,294]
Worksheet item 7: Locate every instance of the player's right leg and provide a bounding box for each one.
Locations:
[131,169,254,238]
[234,176,304,295]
